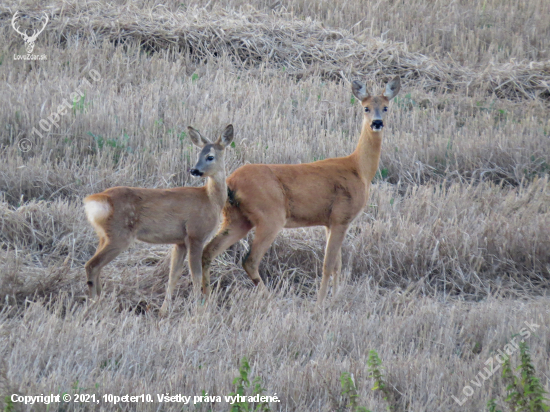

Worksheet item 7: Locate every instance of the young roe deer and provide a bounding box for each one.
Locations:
[201,77,400,302]
[83,125,234,314]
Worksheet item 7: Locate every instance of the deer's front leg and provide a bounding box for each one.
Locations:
[319,225,347,304]
[188,239,205,296]
[160,243,187,316]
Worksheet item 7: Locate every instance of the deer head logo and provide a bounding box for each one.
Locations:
[12,11,49,54]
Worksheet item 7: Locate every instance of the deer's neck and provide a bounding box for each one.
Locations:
[352,119,383,183]
[206,170,227,211]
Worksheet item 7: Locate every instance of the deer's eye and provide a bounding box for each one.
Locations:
[207,155,214,161]
[364,107,370,112]
[383,107,388,112]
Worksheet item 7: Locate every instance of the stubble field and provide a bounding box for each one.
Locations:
[0,0,549,411]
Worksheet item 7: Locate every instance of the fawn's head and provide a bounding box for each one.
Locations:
[352,76,400,132]
[188,124,234,177]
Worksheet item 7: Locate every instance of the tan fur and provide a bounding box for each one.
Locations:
[201,78,400,303]
[84,125,233,315]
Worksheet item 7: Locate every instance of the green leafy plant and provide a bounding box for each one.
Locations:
[337,350,394,412]
[340,372,370,412]
[374,167,389,181]
[228,357,271,412]
[487,398,503,412]
[3,396,14,412]
[88,131,132,165]
[367,350,394,411]
[503,354,524,410]
[488,342,549,412]
[72,93,90,114]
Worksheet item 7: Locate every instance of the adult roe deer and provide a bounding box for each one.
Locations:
[201,77,400,302]
[83,125,234,315]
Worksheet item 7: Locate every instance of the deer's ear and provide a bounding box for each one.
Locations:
[216,124,234,148]
[188,127,211,148]
[384,76,401,100]
[352,80,369,101]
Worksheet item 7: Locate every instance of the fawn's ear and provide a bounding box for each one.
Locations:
[188,126,211,148]
[216,124,234,148]
[383,76,401,100]
[351,80,369,101]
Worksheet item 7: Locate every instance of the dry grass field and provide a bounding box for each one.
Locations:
[1,0,550,411]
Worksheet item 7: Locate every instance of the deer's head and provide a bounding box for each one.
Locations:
[188,125,234,178]
[352,76,401,132]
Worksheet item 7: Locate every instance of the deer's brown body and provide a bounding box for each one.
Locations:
[84,125,234,315]
[201,78,401,302]
[227,158,369,229]
[86,186,225,244]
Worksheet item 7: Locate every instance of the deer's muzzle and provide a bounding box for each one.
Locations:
[371,120,384,131]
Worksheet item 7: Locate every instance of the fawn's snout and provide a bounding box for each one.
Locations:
[371,119,384,131]
[190,168,203,177]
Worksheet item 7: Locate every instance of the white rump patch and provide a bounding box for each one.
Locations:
[84,200,112,224]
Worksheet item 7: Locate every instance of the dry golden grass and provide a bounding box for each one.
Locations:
[1,289,549,411]
[6,0,550,65]
[0,0,549,411]
[2,1,550,100]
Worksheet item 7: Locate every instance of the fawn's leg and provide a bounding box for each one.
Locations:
[159,243,187,316]
[85,238,130,298]
[188,238,207,296]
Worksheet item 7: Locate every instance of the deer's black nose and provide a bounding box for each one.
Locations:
[371,120,384,130]
[190,169,203,177]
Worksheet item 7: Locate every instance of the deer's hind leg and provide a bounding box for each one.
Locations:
[242,215,285,288]
[201,208,252,295]
[85,236,131,299]
[333,248,343,290]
